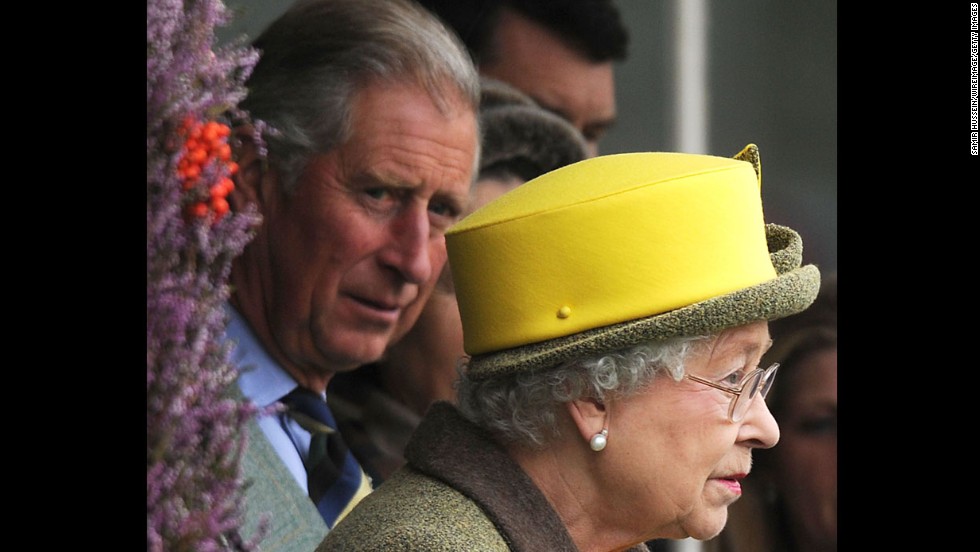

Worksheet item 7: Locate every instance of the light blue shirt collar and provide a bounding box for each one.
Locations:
[223,304,313,491]
[224,304,307,406]
[222,303,369,501]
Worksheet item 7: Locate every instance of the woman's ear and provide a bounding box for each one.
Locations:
[566,397,608,445]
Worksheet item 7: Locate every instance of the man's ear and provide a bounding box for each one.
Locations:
[229,125,267,212]
[566,396,608,444]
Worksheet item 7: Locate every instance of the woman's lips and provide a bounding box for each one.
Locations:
[712,474,745,494]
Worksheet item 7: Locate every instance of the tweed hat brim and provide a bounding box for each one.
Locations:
[465,223,821,379]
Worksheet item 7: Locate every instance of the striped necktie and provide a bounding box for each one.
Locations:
[282,387,370,527]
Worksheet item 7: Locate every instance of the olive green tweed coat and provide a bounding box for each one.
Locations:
[317,402,649,552]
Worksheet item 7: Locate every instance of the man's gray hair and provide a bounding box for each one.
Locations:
[240,0,481,193]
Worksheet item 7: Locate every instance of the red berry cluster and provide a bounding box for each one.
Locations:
[176,117,239,222]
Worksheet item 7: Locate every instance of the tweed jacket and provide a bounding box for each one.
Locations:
[231,386,330,552]
[317,401,650,552]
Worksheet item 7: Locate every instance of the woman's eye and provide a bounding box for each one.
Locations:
[798,416,837,436]
[722,371,743,387]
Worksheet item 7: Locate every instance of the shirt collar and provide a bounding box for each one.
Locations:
[224,304,304,407]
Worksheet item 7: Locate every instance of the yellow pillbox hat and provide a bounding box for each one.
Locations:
[446,145,820,378]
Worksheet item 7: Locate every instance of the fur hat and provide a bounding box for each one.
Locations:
[477,78,589,181]
[446,144,821,379]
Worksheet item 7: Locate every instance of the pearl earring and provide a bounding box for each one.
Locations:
[590,429,608,452]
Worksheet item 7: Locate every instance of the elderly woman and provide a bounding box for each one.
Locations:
[317,145,820,551]
[706,273,837,552]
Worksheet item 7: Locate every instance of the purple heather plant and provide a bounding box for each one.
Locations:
[148,0,264,550]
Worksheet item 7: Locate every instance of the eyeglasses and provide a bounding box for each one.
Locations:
[685,363,780,423]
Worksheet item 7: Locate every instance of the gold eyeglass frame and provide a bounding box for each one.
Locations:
[685,363,780,422]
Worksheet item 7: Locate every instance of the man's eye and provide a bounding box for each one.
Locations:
[428,201,458,218]
[364,188,392,201]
